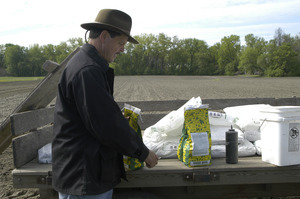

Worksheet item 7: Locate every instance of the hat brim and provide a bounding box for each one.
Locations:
[81,22,139,44]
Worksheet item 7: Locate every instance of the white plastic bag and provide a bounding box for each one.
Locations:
[38,143,52,164]
[143,97,202,158]
[210,125,244,145]
[244,130,261,142]
[254,140,262,155]
[224,104,271,132]
[211,139,256,158]
[143,136,179,159]
[208,111,231,126]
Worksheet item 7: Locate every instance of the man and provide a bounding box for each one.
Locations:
[52,9,158,199]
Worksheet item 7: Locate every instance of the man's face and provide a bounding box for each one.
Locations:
[101,32,128,63]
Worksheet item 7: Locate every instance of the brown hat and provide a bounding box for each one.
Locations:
[81,9,139,44]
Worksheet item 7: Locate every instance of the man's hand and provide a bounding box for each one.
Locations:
[123,112,130,121]
[145,150,159,168]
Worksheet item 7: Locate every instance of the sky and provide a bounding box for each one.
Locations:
[0,0,299,47]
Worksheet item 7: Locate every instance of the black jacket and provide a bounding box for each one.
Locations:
[52,44,149,195]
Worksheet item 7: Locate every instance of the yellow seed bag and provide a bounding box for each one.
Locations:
[178,104,212,167]
[123,103,144,171]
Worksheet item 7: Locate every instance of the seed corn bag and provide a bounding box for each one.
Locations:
[178,104,212,167]
[123,103,144,171]
[177,125,188,162]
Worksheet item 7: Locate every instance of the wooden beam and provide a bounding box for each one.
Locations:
[0,119,12,154]
[42,60,59,73]
[10,107,54,136]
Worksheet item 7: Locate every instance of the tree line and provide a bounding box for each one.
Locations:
[1,28,299,77]
[0,38,84,76]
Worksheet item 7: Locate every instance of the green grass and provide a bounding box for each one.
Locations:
[0,76,44,82]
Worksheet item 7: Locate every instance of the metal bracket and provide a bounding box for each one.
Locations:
[184,169,219,183]
[37,172,52,185]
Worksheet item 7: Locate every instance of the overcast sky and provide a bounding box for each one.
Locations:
[1,0,299,47]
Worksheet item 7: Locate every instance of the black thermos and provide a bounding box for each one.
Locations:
[226,126,238,164]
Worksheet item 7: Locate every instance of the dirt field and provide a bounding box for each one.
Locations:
[1,75,300,198]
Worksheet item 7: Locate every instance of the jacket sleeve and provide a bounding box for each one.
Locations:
[71,66,149,162]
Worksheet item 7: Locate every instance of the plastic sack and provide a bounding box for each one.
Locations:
[143,97,202,158]
[208,111,232,126]
[210,125,244,145]
[224,104,271,132]
[38,143,52,164]
[254,140,262,155]
[211,139,257,158]
[177,104,212,167]
[143,136,179,159]
[244,130,261,142]
[123,103,144,171]
[144,110,184,142]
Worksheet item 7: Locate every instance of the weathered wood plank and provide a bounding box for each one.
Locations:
[275,97,300,106]
[0,120,12,154]
[11,107,55,136]
[203,98,277,109]
[12,157,300,189]
[42,60,59,73]
[114,184,300,199]
[12,126,53,168]
[117,157,300,188]
[12,161,52,176]
[0,47,79,154]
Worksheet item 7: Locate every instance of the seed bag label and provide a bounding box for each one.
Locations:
[191,132,209,156]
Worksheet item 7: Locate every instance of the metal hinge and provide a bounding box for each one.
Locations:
[184,169,219,182]
[37,171,52,185]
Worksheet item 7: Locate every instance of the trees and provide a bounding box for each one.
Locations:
[27,44,47,76]
[274,27,284,47]
[1,38,83,77]
[0,29,299,77]
[264,41,299,77]
[114,35,216,76]
[205,44,220,75]
[181,38,208,75]
[256,28,300,77]
[217,35,241,75]
[0,45,5,69]
[239,34,267,75]
[4,44,28,76]
[167,36,185,75]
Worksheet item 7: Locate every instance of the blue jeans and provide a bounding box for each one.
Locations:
[59,189,113,199]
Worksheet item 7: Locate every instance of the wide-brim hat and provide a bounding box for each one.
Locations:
[81,9,139,44]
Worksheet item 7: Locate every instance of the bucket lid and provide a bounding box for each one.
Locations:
[259,106,300,122]
[259,106,300,113]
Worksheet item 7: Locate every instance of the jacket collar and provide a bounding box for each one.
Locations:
[82,43,110,72]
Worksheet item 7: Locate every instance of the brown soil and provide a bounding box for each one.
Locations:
[1,76,300,198]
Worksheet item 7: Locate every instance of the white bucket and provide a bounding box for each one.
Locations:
[260,106,300,166]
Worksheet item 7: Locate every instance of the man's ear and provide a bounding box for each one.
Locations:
[99,30,109,43]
